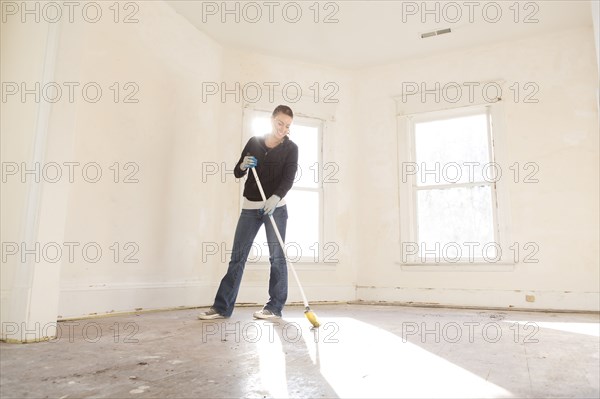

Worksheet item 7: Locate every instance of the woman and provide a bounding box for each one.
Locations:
[198,105,298,320]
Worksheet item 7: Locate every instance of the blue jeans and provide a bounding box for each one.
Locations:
[212,205,288,317]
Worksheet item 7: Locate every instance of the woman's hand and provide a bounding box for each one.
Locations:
[261,195,281,216]
[240,155,257,171]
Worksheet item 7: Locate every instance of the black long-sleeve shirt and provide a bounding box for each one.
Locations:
[234,135,299,201]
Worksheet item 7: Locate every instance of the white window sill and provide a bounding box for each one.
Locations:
[396,261,516,272]
[247,262,337,271]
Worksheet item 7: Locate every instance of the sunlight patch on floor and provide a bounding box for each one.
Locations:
[261,317,513,399]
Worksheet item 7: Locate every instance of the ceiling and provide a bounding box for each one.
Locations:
[167,0,593,69]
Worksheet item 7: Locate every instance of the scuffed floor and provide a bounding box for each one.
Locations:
[1,304,598,398]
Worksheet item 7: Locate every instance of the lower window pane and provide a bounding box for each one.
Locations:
[250,190,319,262]
[285,190,320,261]
[416,185,496,261]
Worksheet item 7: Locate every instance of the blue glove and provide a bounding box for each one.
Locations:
[261,195,280,216]
[240,155,257,171]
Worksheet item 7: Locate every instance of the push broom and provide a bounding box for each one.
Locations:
[251,166,321,328]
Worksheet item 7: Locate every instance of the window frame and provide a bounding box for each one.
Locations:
[240,107,325,265]
[396,102,515,270]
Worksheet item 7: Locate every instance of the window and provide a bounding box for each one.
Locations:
[398,105,511,266]
[242,110,323,264]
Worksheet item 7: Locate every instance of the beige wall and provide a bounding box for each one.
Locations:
[54,2,226,317]
[355,26,599,311]
[52,3,360,317]
[0,11,53,329]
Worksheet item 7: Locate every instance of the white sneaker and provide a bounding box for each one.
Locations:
[198,308,225,320]
[253,309,281,319]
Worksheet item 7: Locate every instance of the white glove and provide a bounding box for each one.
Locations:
[262,195,281,216]
[240,155,257,171]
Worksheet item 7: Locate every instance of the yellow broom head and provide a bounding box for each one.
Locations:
[304,308,320,328]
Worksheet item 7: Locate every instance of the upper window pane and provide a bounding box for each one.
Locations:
[251,115,271,136]
[251,115,318,189]
[414,113,491,186]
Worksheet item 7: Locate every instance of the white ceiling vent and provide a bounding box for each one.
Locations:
[421,28,452,39]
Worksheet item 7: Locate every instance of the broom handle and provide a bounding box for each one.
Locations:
[251,167,310,309]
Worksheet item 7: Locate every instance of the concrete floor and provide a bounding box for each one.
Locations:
[1,304,598,398]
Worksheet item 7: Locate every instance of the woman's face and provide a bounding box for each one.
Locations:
[271,113,293,140]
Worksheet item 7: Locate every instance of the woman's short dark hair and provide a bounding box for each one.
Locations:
[272,105,293,119]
